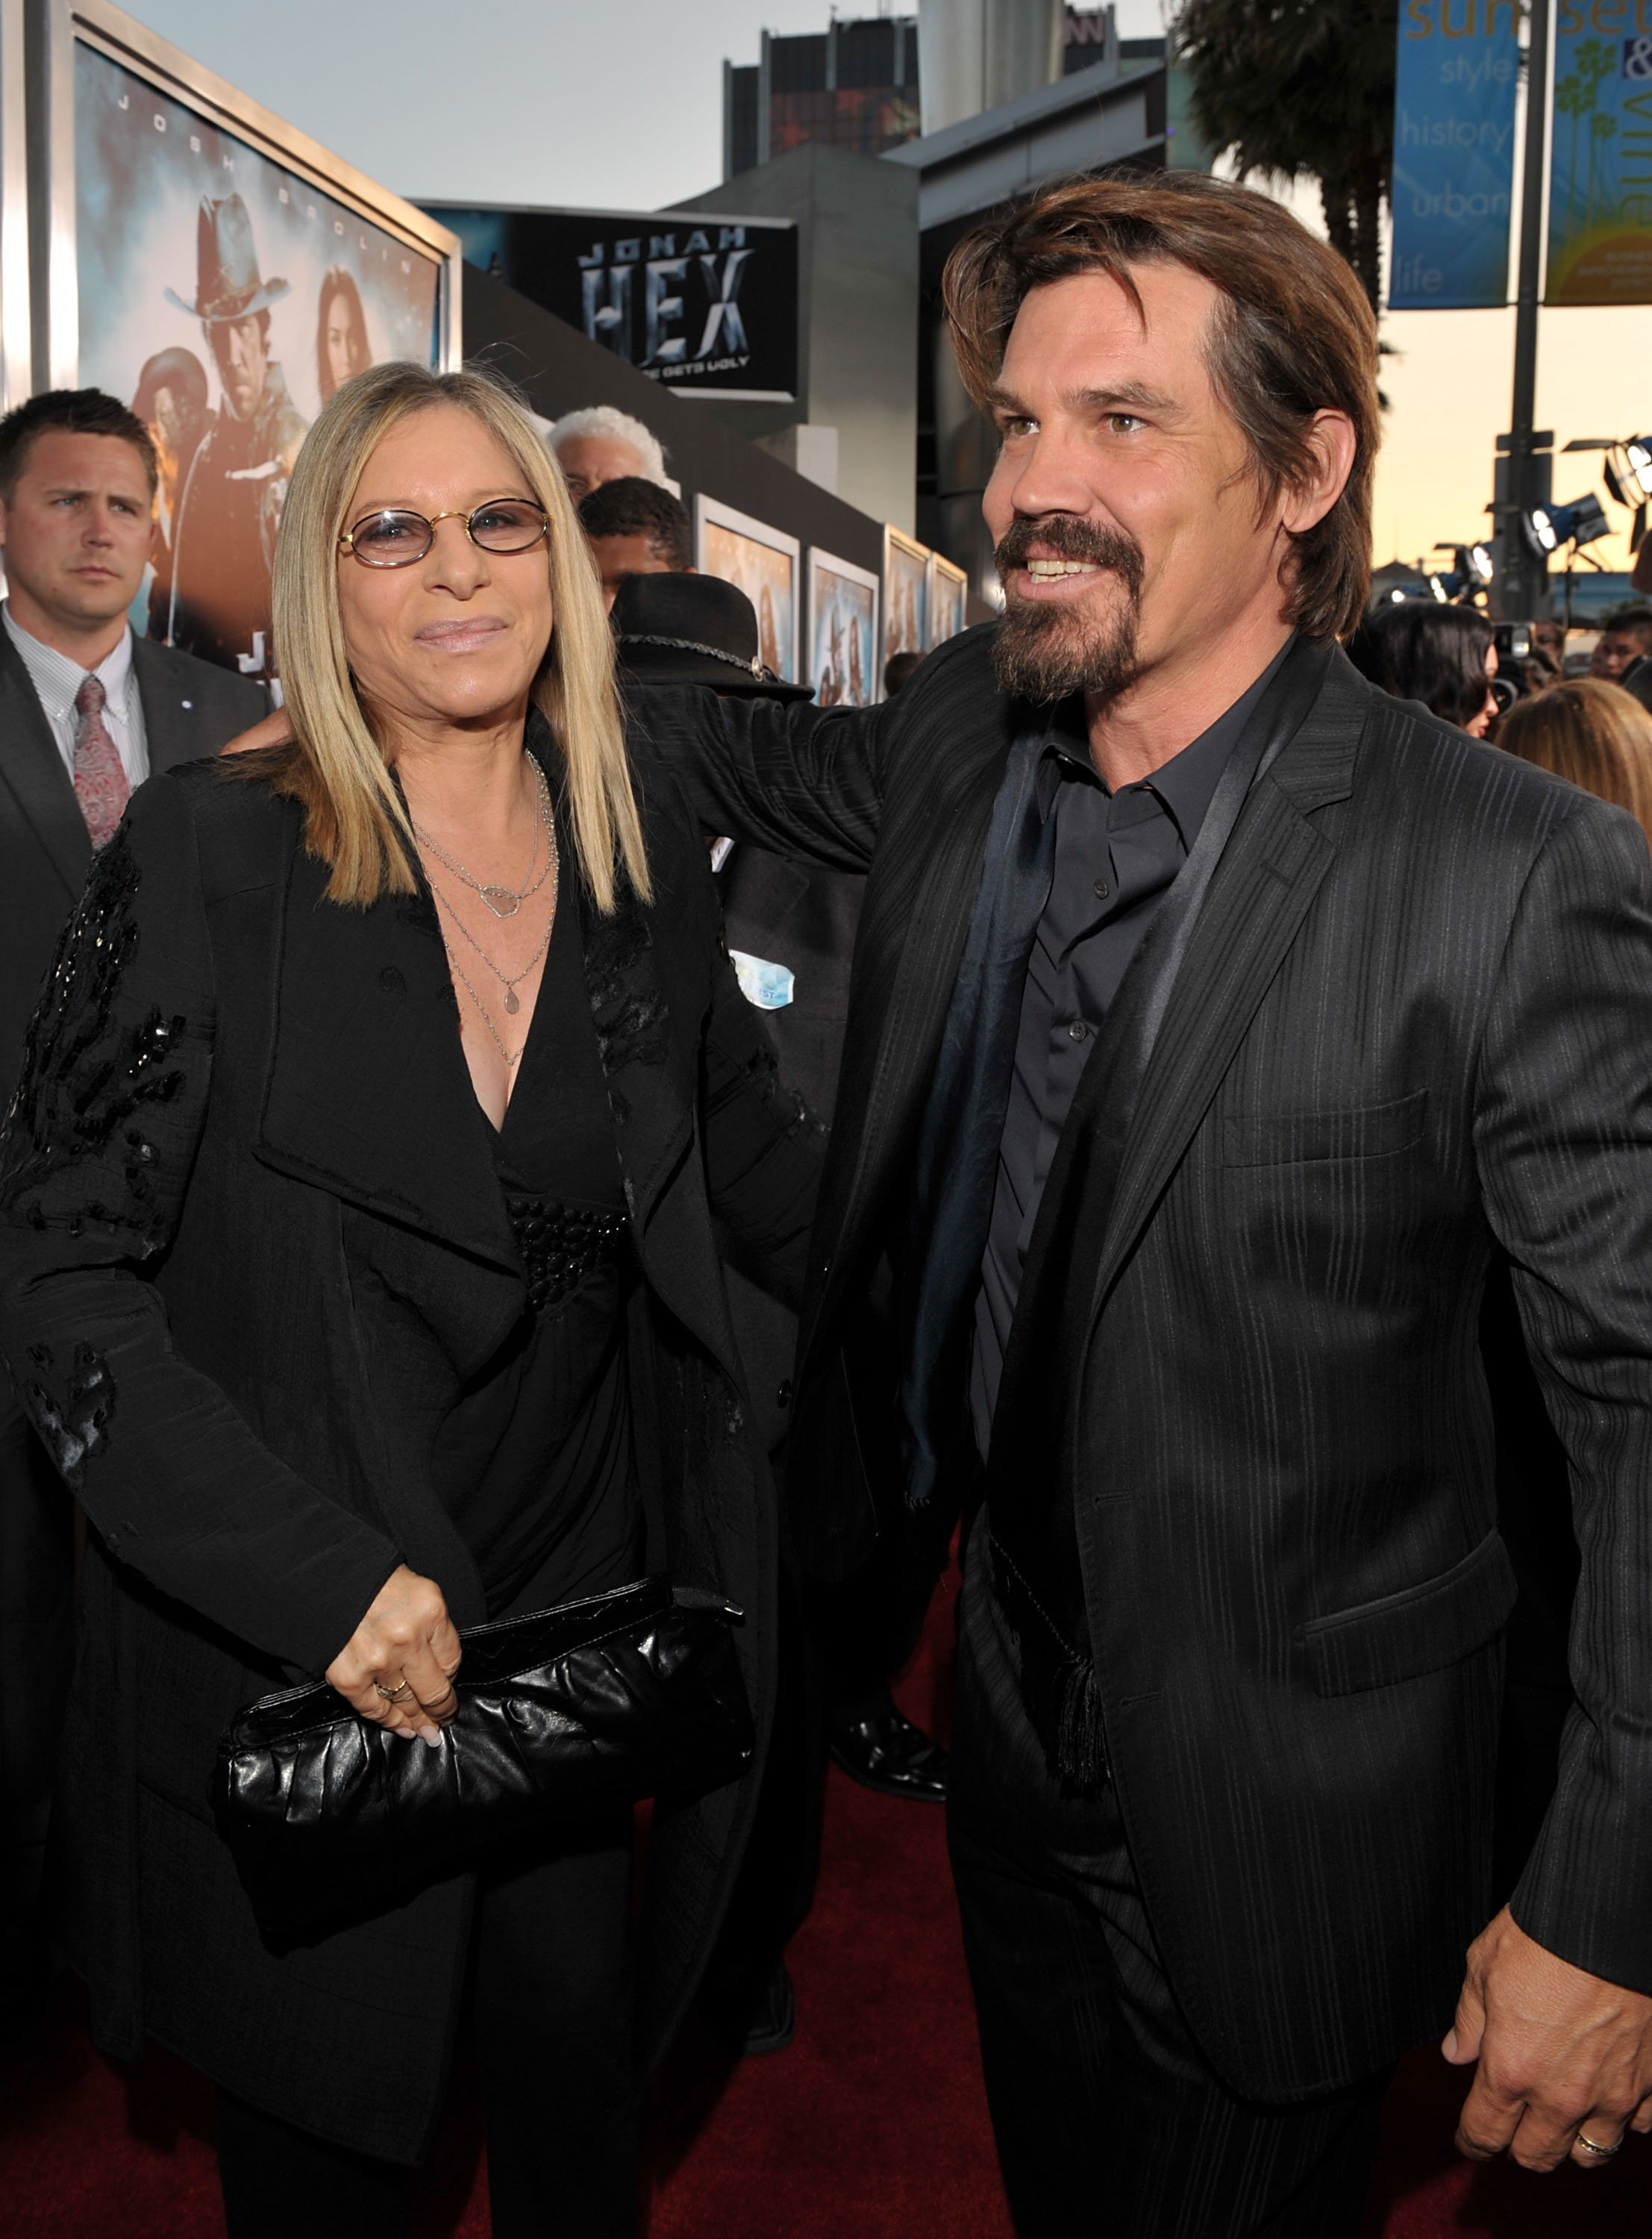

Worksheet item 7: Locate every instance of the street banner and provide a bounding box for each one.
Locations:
[1545,6,1652,305]
[1389,0,1521,309]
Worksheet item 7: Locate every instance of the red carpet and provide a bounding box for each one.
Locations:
[2,1559,1646,2235]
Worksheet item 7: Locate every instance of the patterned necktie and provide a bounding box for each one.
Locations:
[72,673,130,850]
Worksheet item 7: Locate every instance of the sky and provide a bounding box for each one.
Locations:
[127,0,1651,579]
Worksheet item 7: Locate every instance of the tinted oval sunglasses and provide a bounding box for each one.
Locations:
[338,498,550,568]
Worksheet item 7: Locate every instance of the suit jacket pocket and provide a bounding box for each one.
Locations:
[1223,1087,1427,1167]
[1301,1526,1517,1696]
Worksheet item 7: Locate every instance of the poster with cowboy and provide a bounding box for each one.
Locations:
[73,40,443,685]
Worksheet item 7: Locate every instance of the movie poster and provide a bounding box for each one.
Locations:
[883,526,927,666]
[431,204,799,402]
[927,553,966,651]
[695,496,800,682]
[75,41,443,681]
[807,549,878,707]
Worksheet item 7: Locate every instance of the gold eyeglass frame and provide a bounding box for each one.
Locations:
[337,500,550,568]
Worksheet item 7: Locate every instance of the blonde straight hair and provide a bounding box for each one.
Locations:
[1500,677,1652,853]
[256,360,648,911]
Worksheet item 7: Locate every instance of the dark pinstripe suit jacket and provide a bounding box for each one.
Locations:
[633,626,1652,2100]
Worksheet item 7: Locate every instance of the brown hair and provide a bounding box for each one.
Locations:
[1499,678,1652,851]
[942,170,1380,643]
[0,386,159,499]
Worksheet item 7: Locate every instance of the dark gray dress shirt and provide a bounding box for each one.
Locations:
[969,651,1289,1455]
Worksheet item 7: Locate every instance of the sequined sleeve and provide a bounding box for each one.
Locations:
[0,777,402,1676]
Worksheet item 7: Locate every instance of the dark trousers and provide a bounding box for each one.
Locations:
[948,1550,1390,2239]
[0,1398,75,2024]
[704,1470,954,2015]
[216,1810,636,2239]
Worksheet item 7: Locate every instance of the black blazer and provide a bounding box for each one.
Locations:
[0,746,818,2162]
[0,621,266,1096]
[631,628,1652,2101]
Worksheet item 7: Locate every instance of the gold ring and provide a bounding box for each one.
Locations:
[375,1679,414,1703]
[1576,2132,1621,2160]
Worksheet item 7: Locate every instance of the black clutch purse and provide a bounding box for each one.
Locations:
[211,1576,753,1941]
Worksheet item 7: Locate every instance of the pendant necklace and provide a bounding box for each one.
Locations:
[428,833,558,1018]
[410,756,555,921]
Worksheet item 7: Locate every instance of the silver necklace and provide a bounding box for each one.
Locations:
[410,758,554,919]
[427,842,558,1015]
[446,948,525,1071]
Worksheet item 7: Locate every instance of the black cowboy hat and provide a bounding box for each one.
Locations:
[165,194,291,325]
[610,572,813,703]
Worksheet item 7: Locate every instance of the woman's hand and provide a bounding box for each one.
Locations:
[325,1564,462,1746]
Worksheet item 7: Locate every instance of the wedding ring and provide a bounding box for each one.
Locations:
[1575,2132,1621,2160]
[375,1678,415,1703]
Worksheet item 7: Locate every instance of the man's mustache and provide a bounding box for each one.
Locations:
[995,515,1145,597]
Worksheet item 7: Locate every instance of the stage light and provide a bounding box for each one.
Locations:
[1627,439,1652,496]
[1523,494,1609,555]
[1466,543,1494,584]
[1427,574,1450,602]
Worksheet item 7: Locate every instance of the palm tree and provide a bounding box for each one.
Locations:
[1170,0,1399,311]
[1588,107,1618,228]
[1554,74,1586,243]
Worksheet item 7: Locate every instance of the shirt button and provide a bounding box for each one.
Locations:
[1093,878,1110,900]
[1068,1019,1089,1043]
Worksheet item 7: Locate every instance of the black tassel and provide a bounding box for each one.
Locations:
[1054,1655,1107,1798]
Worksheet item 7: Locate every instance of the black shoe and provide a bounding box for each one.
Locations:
[828,1690,948,1802]
[741,1960,795,2057]
[698,1956,795,2058]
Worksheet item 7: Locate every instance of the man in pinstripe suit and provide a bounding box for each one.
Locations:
[636,169,1652,2234]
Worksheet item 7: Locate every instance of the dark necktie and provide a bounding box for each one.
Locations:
[73,673,130,849]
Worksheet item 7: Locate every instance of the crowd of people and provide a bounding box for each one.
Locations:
[1,165,1652,2239]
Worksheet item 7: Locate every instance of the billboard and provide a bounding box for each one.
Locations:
[34,1,460,684]
[1546,6,1652,305]
[1388,0,1520,309]
[430,203,799,403]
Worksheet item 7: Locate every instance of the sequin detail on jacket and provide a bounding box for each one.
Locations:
[21,1339,117,1490]
[0,828,195,1256]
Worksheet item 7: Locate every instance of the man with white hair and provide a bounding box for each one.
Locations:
[545,404,669,503]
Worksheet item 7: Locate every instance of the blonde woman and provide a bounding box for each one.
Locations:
[0,363,817,2238]
[1499,676,1652,851]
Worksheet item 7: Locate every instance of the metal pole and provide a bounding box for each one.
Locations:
[1501,0,1552,619]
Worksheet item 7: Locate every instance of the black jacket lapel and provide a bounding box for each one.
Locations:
[255,837,521,1284]
[1083,675,1364,1325]
[581,869,745,1392]
[0,631,90,899]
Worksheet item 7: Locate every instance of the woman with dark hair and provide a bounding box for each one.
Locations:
[1346,599,1499,736]
[316,266,372,404]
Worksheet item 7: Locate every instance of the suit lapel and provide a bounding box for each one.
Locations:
[1082,680,1364,1324]
[132,638,203,772]
[581,866,745,1390]
[255,836,521,1281]
[0,630,90,899]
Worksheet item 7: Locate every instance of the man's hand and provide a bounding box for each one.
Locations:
[221,708,293,755]
[1445,1905,1652,2170]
